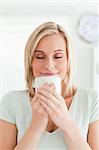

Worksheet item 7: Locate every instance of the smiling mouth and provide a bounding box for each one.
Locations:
[40,72,59,76]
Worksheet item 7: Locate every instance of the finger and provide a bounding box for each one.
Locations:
[41,83,49,88]
[43,85,64,103]
[35,99,48,114]
[40,100,53,116]
[48,84,56,91]
[37,102,47,113]
[42,83,56,90]
[37,88,61,106]
[42,85,61,100]
[32,98,41,111]
[47,83,56,88]
[31,94,38,105]
[38,93,59,110]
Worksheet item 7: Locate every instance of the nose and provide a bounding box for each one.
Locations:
[44,57,55,70]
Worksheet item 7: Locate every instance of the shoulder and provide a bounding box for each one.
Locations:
[0,90,29,106]
[0,90,31,124]
[75,88,99,110]
[77,88,99,114]
[1,90,28,99]
[77,88,98,101]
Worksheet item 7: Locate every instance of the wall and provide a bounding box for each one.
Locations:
[0,1,98,99]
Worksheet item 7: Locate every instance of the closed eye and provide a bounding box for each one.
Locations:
[36,56,45,59]
[34,53,45,59]
[54,53,64,59]
[34,53,64,59]
[54,56,63,59]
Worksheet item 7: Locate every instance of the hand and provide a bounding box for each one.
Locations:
[30,93,48,131]
[37,84,71,132]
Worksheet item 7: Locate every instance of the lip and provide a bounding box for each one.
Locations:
[40,72,59,76]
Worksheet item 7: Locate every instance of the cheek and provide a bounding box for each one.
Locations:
[59,63,67,75]
[57,58,67,70]
[56,59,67,78]
[32,60,42,76]
[32,59,46,77]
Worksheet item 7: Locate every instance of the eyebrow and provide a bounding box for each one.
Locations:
[35,49,64,53]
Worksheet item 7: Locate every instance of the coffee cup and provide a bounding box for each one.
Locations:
[34,75,61,95]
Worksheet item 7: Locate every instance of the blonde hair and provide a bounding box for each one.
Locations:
[24,21,75,99]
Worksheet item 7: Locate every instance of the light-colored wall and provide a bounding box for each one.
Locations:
[0,1,98,99]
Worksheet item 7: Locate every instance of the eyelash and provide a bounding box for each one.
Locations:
[36,56,63,59]
[54,56,63,59]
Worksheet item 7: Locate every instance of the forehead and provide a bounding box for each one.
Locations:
[36,33,66,53]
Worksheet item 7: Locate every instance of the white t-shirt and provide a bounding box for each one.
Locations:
[0,88,99,149]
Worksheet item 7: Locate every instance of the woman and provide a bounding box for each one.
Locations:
[0,21,99,150]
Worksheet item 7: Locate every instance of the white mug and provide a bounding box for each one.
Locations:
[34,76,61,95]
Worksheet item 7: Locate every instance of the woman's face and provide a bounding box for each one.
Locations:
[32,33,67,81]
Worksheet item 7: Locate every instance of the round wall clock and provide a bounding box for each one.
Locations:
[78,14,99,43]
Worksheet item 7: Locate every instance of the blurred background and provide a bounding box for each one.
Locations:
[0,0,99,99]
